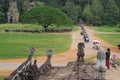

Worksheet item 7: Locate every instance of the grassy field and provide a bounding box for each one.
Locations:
[0,77,4,80]
[95,34,120,46]
[89,25,120,46]
[0,33,72,59]
[89,25,120,32]
[0,24,74,59]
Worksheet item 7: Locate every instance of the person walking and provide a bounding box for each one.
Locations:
[105,48,111,69]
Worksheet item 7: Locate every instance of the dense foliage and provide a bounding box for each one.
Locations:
[21,6,72,29]
[0,0,120,26]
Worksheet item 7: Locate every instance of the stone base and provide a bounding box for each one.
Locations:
[38,62,95,80]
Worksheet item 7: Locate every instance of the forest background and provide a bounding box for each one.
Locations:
[0,0,120,26]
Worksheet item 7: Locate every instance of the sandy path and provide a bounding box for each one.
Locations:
[0,26,120,78]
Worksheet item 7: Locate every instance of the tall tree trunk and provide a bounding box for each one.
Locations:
[43,24,49,32]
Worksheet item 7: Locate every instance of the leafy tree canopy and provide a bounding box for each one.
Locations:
[104,0,119,25]
[21,5,72,29]
[63,1,78,24]
[82,4,93,24]
[0,11,6,23]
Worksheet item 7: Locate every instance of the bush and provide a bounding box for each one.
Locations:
[116,23,120,28]
[115,58,120,66]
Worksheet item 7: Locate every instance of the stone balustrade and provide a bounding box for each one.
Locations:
[4,47,34,80]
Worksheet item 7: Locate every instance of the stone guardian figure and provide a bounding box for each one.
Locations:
[94,50,107,80]
[77,42,85,62]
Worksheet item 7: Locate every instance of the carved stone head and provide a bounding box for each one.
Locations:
[77,42,85,49]
[97,50,106,61]
[46,49,53,56]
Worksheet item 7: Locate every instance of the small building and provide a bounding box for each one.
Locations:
[7,0,19,23]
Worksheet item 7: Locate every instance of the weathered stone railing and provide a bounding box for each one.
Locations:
[4,43,109,80]
[4,47,35,80]
[4,48,53,80]
[38,49,53,75]
[79,20,89,43]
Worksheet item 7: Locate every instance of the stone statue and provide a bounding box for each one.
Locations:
[77,42,85,62]
[46,49,53,56]
[94,50,107,80]
[38,49,53,75]
[73,42,85,71]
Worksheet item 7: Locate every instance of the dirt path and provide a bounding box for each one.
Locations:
[0,26,120,78]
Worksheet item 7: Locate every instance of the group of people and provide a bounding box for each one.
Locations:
[93,40,100,50]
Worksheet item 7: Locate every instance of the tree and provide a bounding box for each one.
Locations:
[21,6,72,30]
[16,0,23,16]
[0,11,6,23]
[0,0,9,23]
[64,1,78,24]
[58,0,66,9]
[115,0,120,22]
[76,5,82,21]
[114,0,120,10]
[73,0,93,10]
[82,4,93,24]
[104,0,119,25]
[22,0,29,12]
[91,0,103,25]
[36,0,59,8]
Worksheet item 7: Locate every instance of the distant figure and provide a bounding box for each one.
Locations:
[105,48,111,69]
[110,55,117,67]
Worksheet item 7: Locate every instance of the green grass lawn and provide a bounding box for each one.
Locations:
[0,77,4,80]
[0,33,71,59]
[89,25,120,32]
[95,34,120,46]
[89,25,120,46]
[0,23,74,59]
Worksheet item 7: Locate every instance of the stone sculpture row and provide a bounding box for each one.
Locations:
[4,44,107,80]
[4,47,35,80]
[4,48,53,80]
[79,18,89,42]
